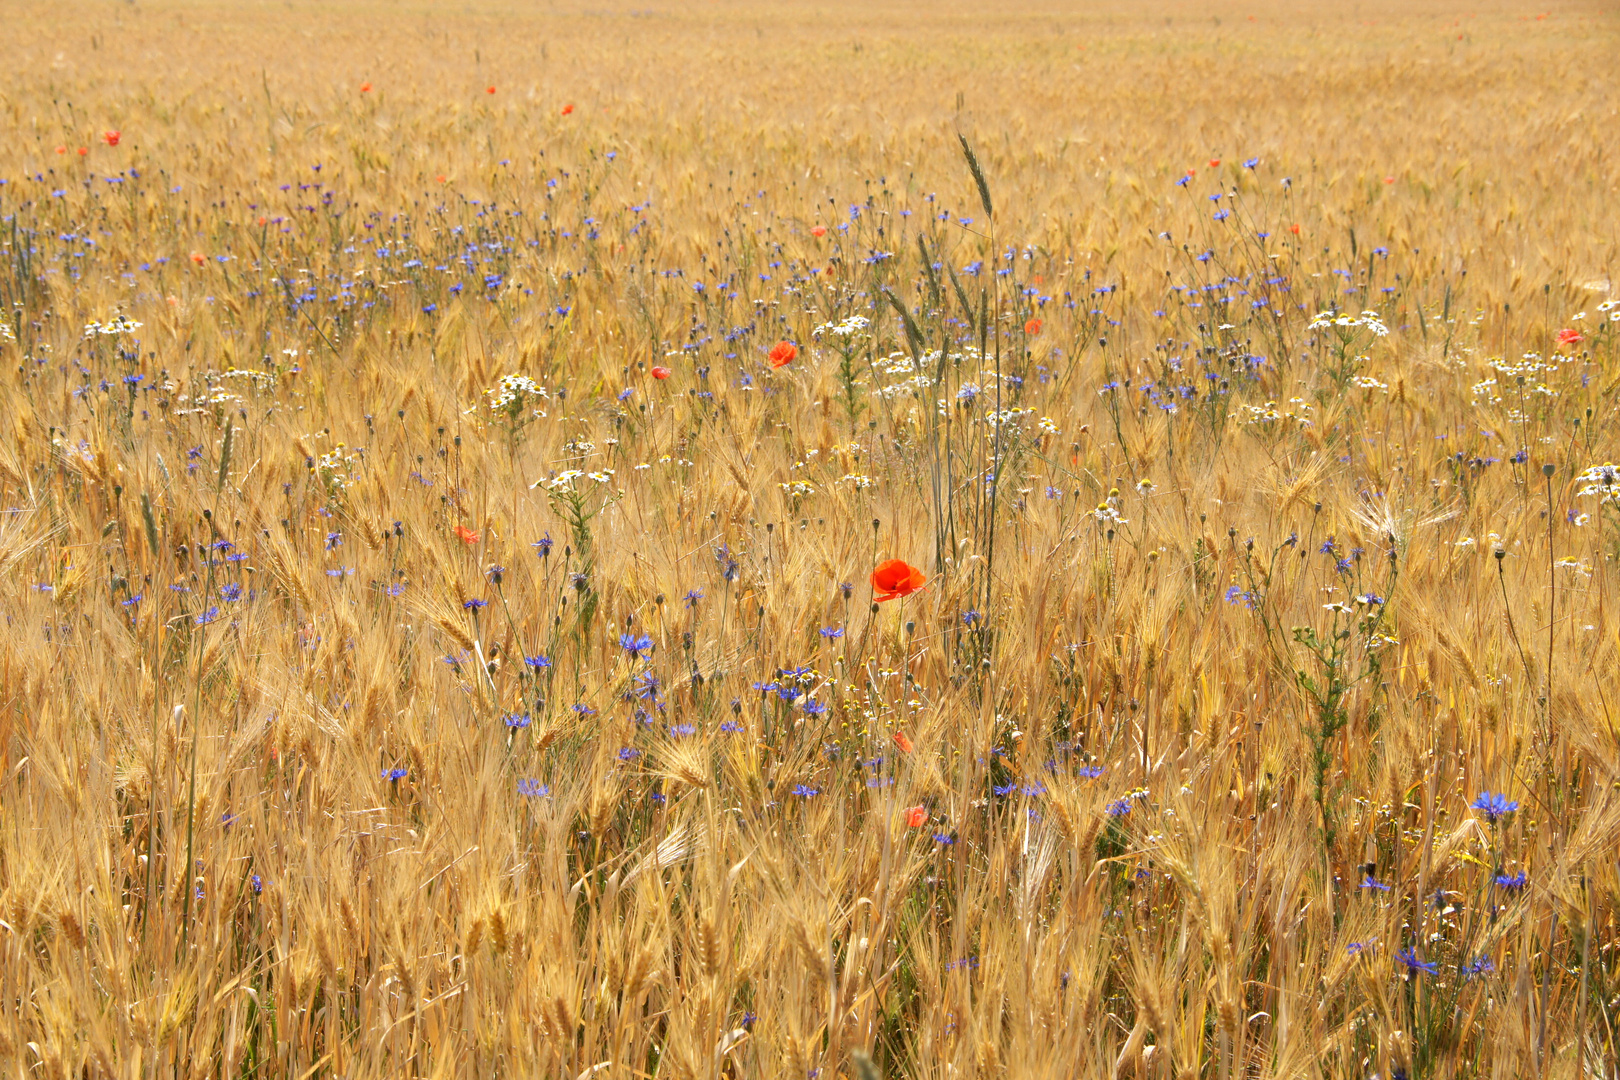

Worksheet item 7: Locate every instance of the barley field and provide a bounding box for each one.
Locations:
[2,0,1619,1076]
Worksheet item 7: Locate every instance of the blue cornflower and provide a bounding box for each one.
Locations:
[1493,871,1527,892]
[504,712,532,728]
[1077,765,1104,779]
[533,533,554,557]
[517,779,550,796]
[616,747,639,760]
[574,703,597,715]
[933,832,956,845]
[195,606,221,626]
[719,720,743,733]
[962,610,980,626]
[250,874,263,893]
[819,626,844,639]
[1319,538,1336,555]
[620,632,654,659]
[463,598,487,610]
[382,767,408,781]
[1360,875,1391,891]
[801,699,828,715]
[121,593,143,607]
[993,782,1016,797]
[1243,157,1260,169]
[684,589,703,607]
[790,784,820,797]
[220,583,242,602]
[1106,798,1132,817]
[1395,948,1438,976]
[1472,791,1519,825]
[1346,941,1375,957]
[525,655,552,670]
[325,531,342,549]
[634,671,661,699]
[668,724,695,738]
[1465,956,1495,977]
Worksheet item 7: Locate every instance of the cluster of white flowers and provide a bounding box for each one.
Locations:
[1309,310,1389,337]
[1575,462,1620,503]
[83,315,143,338]
[1091,489,1129,527]
[779,480,815,497]
[982,407,1036,429]
[175,386,243,414]
[1037,416,1060,435]
[1349,374,1388,391]
[812,314,870,338]
[1597,299,1619,321]
[311,444,362,488]
[840,473,875,490]
[222,368,276,388]
[1240,399,1314,425]
[0,322,14,341]
[488,374,548,409]
[534,468,616,490]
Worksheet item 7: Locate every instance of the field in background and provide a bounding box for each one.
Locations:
[2,0,1619,1075]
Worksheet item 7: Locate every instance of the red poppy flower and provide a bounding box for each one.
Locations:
[810,225,827,237]
[455,524,480,544]
[1208,158,1221,168]
[190,252,205,265]
[651,365,672,379]
[257,216,267,226]
[436,174,448,183]
[54,145,66,154]
[1290,223,1301,235]
[1383,176,1395,184]
[768,341,797,368]
[103,130,121,147]
[871,559,925,602]
[893,731,914,754]
[360,82,373,93]
[486,86,496,94]
[1557,328,1583,346]
[561,103,575,115]
[76,147,88,156]
[905,806,928,828]
[1024,318,1042,336]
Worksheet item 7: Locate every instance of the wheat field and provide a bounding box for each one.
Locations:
[2,0,1619,1076]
